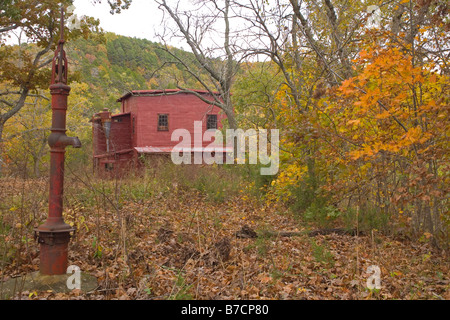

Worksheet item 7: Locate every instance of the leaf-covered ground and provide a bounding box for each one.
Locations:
[0,175,448,300]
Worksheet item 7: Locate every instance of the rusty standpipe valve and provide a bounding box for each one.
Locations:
[99,108,111,153]
[34,7,81,275]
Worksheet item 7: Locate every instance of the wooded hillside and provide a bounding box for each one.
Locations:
[0,0,448,301]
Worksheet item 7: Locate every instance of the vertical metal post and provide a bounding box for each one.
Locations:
[99,109,112,154]
[35,7,81,275]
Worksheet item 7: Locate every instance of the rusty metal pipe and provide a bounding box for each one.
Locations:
[35,7,80,275]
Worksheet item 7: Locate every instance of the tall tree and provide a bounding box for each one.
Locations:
[154,0,244,130]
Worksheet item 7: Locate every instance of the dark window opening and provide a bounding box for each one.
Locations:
[158,114,169,131]
[207,114,217,130]
[105,163,114,171]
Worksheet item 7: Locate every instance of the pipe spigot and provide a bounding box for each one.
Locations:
[69,136,82,148]
[48,133,82,149]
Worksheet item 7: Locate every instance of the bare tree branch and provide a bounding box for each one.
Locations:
[155,0,239,130]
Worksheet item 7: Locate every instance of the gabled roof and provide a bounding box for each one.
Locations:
[117,89,220,102]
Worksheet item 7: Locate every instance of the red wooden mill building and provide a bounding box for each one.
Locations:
[92,89,229,173]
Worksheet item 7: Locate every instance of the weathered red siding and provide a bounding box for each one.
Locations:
[93,113,132,155]
[110,113,132,152]
[92,89,228,174]
[123,92,226,148]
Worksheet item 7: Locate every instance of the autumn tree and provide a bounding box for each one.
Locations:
[0,0,100,175]
[2,91,51,177]
[3,81,94,177]
[233,61,283,130]
[93,0,132,14]
[267,1,449,246]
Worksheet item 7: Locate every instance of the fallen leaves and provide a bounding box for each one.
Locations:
[0,177,448,300]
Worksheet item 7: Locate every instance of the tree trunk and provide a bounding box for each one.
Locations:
[0,121,4,176]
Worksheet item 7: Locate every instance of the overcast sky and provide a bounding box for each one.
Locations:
[72,0,164,42]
